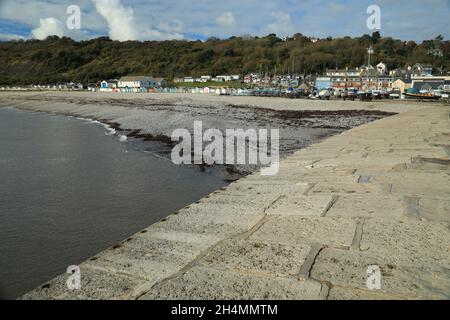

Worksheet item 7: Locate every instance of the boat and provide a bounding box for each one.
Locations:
[318,89,331,99]
[404,88,440,100]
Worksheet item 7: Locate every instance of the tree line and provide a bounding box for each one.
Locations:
[0,32,448,85]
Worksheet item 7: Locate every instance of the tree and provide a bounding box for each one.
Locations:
[372,31,381,44]
[292,33,304,40]
[279,48,289,61]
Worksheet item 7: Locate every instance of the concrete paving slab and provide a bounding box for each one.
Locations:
[223,182,311,198]
[199,239,311,278]
[266,195,334,217]
[406,157,450,172]
[298,175,359,184]
[249,216,356,248]
[312,157,412,170]
[309,182,385,195]
[195,193,277,210]
[141,266,324,300]
[141,227,223,246]
[311,248,450,299]
[155,209,265,237]
[390,181,450,198]
[359,218,450,266]
[21,266,143,300]
[83,233,208,284]
[417,197,450,222]
[326,195,405,218]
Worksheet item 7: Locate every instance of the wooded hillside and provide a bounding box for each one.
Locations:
[0,32,448,85]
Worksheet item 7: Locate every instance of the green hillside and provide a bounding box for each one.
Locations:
[0,33,448,85]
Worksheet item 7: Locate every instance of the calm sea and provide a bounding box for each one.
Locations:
[0,107,229,299]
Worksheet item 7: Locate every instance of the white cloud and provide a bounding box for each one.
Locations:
[31,17,65,40]
[0,33,26,41]
[1,0,449,42]
[92,0,139,41]
[92,0,183,41]
[266,11,295,36]
[141,29,184,41]
[216,12,235,27]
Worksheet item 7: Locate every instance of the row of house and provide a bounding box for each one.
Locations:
[315,74,450,93]
[174,75,241,83]
[404,76,450,93]
[93,61,448,94]
[243,74,302,88]
[99,76,168,91]
[313,62,449,93]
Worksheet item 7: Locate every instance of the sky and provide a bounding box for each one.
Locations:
[0,0,449,42]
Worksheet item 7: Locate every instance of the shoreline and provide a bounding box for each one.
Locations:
[0,91,403,176]
[0,90,435,113]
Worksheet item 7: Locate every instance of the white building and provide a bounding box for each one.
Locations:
[376,62,387,75]
[411,64,433,77]
[100,79,118,91]
[118,76,156,89]
[326,68,360,77]
[217,75,232,82]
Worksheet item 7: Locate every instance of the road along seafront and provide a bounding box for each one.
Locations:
[17,100,450,300]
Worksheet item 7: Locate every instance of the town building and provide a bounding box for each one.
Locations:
[444,80,450,92]
[324,65,394,90]
[118,76,156,89]
[153,78,168,88]
[243,75,252,84]
[217,75,232,82]
[389,68,412,79]
[391,79,412,93]
[326,68,362,89]
[427,48,443,57]
[100,79,118,91]
[410,64,433,77]
[315,77,331,90]
[411,76,450,92]
[376,62,388,75]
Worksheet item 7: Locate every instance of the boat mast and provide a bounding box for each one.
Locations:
[367,46,374,91]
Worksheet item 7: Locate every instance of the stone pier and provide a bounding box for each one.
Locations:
[22,105,450,300]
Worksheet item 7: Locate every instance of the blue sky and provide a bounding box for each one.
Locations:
[0,0,449,42]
